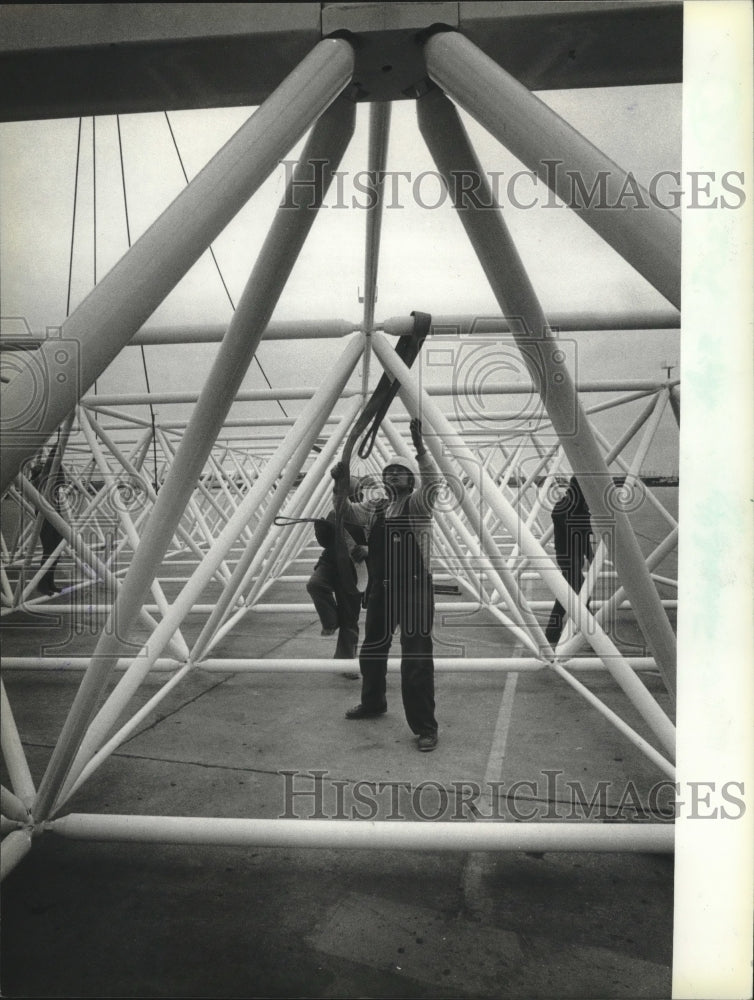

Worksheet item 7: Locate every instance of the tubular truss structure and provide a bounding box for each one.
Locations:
[1,4,680,877]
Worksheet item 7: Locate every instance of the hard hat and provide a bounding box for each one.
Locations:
[382,454,418,486]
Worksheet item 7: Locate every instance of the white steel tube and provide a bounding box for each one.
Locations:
[82,403,153,427]
[588,392,666,475]
[33,92,358,823]
[0,37,355,494]
[81,387,357,406]
[48,813,674,853]
[415,88,677,701]
[99,391,667,431]
[618,390,669,475]
[584,387,663,418]
[1,784,31,823]
[423,30,681,308]
[22,308,676,348]
[481,437,527,538]
[381,311,680,336]
[372,331,676,758]
[0,829,33,882]
[17,309,680,348]
[360,101,391,397]
[130,319,357,344]
[59,663,193,808]
[79,380,671,407]
[1,574,14,609]
[0,656,658,673]
[193,601,676,615]
[129,428,156,470]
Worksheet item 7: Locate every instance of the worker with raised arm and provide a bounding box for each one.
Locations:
[331,418,441,752]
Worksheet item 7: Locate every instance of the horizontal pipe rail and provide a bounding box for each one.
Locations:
[80,379,678,407]
[4,309,680,351]
[1,656,658,672]
[5,600,677,617]
[47,814,674,853]
[381,310,680,336]
[131,319,357,344]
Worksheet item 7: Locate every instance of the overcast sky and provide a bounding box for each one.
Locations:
[0,82,683,472]
[1,84,681,324]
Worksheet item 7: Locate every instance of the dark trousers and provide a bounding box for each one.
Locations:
[359,575,437,735]
[306,557,361,659]
[39,520,62,591]
[545,554,587,645]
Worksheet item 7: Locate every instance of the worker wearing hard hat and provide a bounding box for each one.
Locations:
[331,418,441,752]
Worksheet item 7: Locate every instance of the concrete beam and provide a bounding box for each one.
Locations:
[459,1,683,92]
[0,1,682,121]
[0,3,322,121]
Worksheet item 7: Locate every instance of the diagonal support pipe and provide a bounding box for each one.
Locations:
[32,90,358,823]
[360,102,392,398]
[0,36,355,495]
[1,681,35,807]
[423,30,681,309]
[416,87,677,701]
[55,340,361,809]
[56,341,363,808]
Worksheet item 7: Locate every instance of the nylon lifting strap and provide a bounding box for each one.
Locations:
[334,311,432,596]
[272,514,365,550]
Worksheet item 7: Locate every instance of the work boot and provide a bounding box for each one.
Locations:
[417,731,438,752]
[345,703,387,720]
